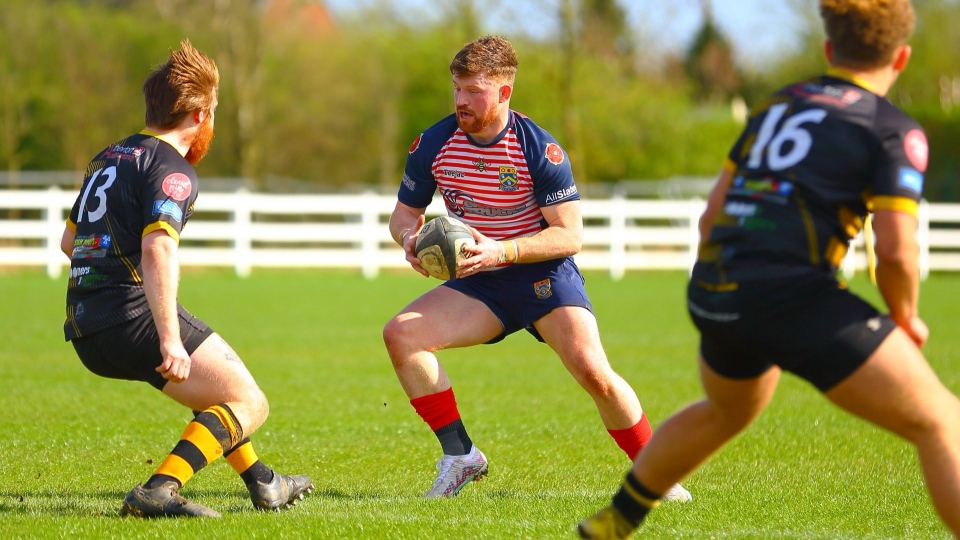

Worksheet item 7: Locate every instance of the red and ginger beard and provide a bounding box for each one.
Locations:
[456,101,501,135]
[185,115,214,166]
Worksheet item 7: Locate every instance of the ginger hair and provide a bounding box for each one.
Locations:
[450,35,518,84]
[142,39,219,129]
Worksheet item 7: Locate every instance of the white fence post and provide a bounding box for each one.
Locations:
[361,190,379,279]
[234,188,252,278]
[46,186,64,279]
[919,198,930,281]
[609,191,626,281]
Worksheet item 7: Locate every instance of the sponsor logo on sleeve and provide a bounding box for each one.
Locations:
[162,173,192,201]
[402,173,416,191]
[544,185,579,204]
[545,143,564,165]
[498,167,518,191]
[153,200,183,222]
[898,167,924,194]
[409,134,422,154]
[534,279,553,299]
[904,129,928,172]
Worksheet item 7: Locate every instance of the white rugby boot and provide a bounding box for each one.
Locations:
[424,445,488,498]
[662,483,692,503]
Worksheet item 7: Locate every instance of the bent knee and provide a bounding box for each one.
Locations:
[572,363,619,398]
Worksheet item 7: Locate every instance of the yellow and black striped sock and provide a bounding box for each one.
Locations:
[144,404,243,489]
[224,438,275,487]
[611,472,661,527]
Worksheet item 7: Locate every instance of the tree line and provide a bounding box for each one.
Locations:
[1,0,957,200]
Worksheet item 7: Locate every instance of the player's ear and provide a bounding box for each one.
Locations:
[823,40,834,64]
[193,110,204,125]
[892,44,911,72]
[499,84,512,103]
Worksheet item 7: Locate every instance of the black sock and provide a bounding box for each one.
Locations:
[611,472,661,527]
[434,419,473,456]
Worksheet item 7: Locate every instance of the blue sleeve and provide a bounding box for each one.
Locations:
[397,115,458,209]
[515,115,580,207]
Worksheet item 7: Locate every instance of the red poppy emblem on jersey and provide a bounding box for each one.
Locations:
[904,129,928,172]
[162,173,192,201]
[545,143,564,165]
[409,134,422,154]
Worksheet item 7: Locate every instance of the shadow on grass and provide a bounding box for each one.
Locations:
[0,487,387,517]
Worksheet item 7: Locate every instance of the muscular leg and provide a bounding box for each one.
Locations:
[383,286,503,399]
[162,333,269,436]
[534,306,642,430]
[825,328,960,536]
[632,358,781,493]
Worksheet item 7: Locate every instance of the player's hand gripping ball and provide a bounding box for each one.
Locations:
[415,216,476,280]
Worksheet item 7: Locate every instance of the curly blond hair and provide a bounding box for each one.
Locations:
[820,0,915,69]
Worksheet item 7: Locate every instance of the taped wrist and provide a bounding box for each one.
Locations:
[498,240,518,264]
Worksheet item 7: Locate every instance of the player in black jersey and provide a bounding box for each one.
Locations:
[580,1,960,538]
[60,41,311,518]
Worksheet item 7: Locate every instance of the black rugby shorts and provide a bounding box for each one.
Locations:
[71,304,215,391]
[687,271,896,392]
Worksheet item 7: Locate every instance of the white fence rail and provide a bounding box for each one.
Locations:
[2,187,957,280]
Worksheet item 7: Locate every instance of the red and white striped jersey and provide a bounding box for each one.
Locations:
[400,111,579,241]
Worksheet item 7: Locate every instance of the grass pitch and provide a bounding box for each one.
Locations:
[1,269,958,539]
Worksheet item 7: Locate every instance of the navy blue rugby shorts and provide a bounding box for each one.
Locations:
[687,269,896,392]
[71,304,215,391]
[443,257,593,344]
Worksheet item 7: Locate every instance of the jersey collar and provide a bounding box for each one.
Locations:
[464,111,513,148]
[139,128,186,157]
[825,67,882,96]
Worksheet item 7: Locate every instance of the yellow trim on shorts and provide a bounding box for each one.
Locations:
[868,196,919,218]
[181,422,225,465]
[142,221,181,244]
[695,280,738,292]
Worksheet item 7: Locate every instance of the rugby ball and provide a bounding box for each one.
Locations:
[415,216,476,280]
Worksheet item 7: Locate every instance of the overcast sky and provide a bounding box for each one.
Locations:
[323,0,813,67]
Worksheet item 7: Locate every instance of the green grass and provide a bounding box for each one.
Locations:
[1,268,958,539]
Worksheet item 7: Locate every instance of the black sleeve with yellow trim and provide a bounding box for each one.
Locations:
[140,158,199,245]
[868,107,927,218]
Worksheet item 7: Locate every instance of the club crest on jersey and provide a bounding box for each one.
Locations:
[409,134,422,154]
[474,158,487,172]
[534,279,553,299]
[545,143,564,165]
[498,167,518,191]
[162,173,192,201]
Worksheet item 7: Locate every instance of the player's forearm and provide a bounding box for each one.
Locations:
[513,225,581,263]
[389,205,423,246]
[875,244,920,325]
[141,235,181,343]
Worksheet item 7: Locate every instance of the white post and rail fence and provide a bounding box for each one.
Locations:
[2,187,959,280]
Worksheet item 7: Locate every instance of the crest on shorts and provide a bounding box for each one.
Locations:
[545,143,564,165]
[499,166,518,191]
[534,279,552,299]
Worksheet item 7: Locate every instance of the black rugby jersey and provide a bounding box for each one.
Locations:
[696,68,927,286]
[64,131,198,341]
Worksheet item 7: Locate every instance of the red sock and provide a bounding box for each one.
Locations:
[607,414,653,460]
[410,388,461,431]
